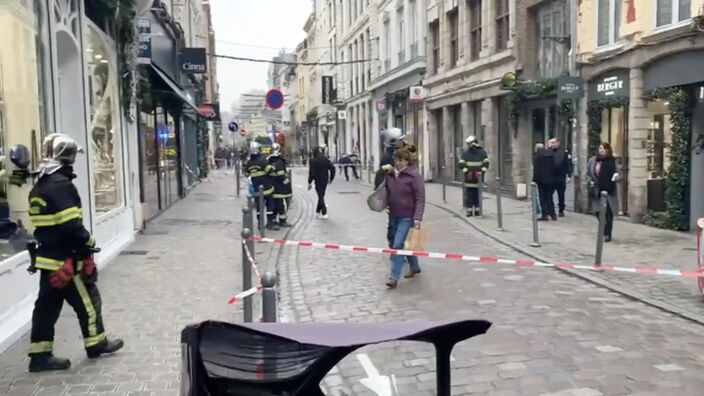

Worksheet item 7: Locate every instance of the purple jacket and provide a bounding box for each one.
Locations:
[384,166,425,221]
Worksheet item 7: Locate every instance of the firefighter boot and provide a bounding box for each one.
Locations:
[87,338,124,359]
[28,354,71,372]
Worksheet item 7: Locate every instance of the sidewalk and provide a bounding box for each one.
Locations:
[0,170,250,396]
[424,182,704,323]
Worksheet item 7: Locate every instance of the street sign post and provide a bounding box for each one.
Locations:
[266,89,284,110]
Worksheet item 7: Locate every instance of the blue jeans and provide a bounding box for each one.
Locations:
[389,216,421,281]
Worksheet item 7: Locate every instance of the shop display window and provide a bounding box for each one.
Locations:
[0,0,52,259]
[86,23,123,214]
[646,101,673,179]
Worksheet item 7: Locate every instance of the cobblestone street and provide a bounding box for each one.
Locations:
[1,169,704,395]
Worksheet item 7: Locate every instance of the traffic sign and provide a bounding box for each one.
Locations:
[228,121,239,133]
[239,129,246,137]
[266,89,284,109]
[500,72,518,90]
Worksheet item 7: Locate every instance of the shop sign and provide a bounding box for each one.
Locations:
[136,18,151,64]
[322,76,334,104]
[376,100,388,115]
[589,69,630,100]
[409,86,424,103]
[197,104,220,121]
[557,76,583,101]
[180,48,207,74]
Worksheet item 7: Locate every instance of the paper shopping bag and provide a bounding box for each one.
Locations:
[404,227,427,251]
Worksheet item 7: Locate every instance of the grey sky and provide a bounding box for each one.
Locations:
[210,0,311,111]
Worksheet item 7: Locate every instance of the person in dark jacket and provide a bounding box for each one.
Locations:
[268,143,292,227]
[339,153,360,181]
[27,134,123,372]
[382,148,425,288]
[533,143,557,221]
[587,142,620,242]
[549,138,572,217]
[308,147,336,219]
[459,136,489,217]
[246,142,279,230]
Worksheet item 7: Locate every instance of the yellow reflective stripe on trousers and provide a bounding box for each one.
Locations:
[29,341,53,354]
[73,276,97,337]
[84,333,106,348]
[273,193,292,199]
[30,206,83,227]
[35,256,64,270]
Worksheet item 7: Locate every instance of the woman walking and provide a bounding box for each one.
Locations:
[308,147,336,219]
[587,142,620,242]
[383,149,425,288]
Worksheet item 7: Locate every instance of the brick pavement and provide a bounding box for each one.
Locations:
[0,170,293,396]
[273,171,704,395]
[420,182,704,325]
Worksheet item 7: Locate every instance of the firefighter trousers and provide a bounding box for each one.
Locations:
[464,186,481,215]
[29,270,106,357]
[274,197,289,220]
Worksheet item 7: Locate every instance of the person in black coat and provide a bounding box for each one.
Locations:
[533,143,557,221]
[549,138,572,216]
[587,142,620,242]
[308,147,336,219]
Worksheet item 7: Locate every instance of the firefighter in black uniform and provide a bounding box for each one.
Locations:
[246,142,279,230]
[27,134,123,372]
[268,143,292,227]
[459,136,489,217]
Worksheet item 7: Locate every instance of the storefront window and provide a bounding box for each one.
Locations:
[86,24,123,214]
[140,109,159,218]
[0,0,51,259]
[646,101,673,179]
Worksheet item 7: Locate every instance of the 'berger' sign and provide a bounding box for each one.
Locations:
[589,69,629,101]
[180,48,207,74]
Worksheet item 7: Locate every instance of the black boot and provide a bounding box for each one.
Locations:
[87,338,124,359]
[277,220,292,227]
[266,222,280,231]
[29,354,71,372]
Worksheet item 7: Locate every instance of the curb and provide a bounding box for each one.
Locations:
[429,202,704,327]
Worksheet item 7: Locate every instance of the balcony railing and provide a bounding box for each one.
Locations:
[398,49,405,64]
[410,42,418,58]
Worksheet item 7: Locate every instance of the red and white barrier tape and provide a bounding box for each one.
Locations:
[228,285,263,304]
[242,240,262,280]
[251,236,703,278]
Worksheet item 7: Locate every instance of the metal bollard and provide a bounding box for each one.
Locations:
[257,185,265,237]
[495,177,504,231]
[595,191,608,266]
[530,182,541,247]
[235,161,241,197]
[261,272,277,323]
[442,178,447,203]
[478,178,484,218]
[241,227,254,322]
[242,206,254,234]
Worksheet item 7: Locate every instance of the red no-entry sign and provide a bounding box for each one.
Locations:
[266,89,284,110]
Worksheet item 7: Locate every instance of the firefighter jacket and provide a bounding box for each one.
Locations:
[246,154,275,196]
[459,146,489,187]
[28,167,95,271]
[268,155,292,199]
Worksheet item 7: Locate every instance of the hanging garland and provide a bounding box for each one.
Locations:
[585,96,630,156]
[115,0,140,122]
[508,77,558,129]
[643,87,693,230]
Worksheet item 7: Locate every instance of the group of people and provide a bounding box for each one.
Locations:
[532,138,573,221]
[244,142,292,231]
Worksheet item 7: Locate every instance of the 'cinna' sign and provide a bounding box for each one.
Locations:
[180,48,207,74]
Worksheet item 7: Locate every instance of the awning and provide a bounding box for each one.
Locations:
[149,64,199,113]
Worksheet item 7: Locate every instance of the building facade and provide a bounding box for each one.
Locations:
[576,0,704,229]
[424,0,517,187]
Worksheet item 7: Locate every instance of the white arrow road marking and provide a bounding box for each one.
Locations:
[356,353,397,396]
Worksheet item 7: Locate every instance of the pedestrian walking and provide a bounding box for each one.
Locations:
[245,142,279,230]
[308,147,336,219]
[587,142,621,242]
[382,148,425,288]
[268,143,292,227]
[549,138,572,217]
[339,153,359,181]
[27,133,123,372]
[459,136,489,217]
[533,143,557,221]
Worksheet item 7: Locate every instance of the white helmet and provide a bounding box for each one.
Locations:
[37,133,84,178]
[271,143,281,156]
[465,136,477,145]
[385,127,404,148]
[249,141,261,155]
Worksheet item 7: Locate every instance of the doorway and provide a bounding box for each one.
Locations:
[497,96,513,188]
